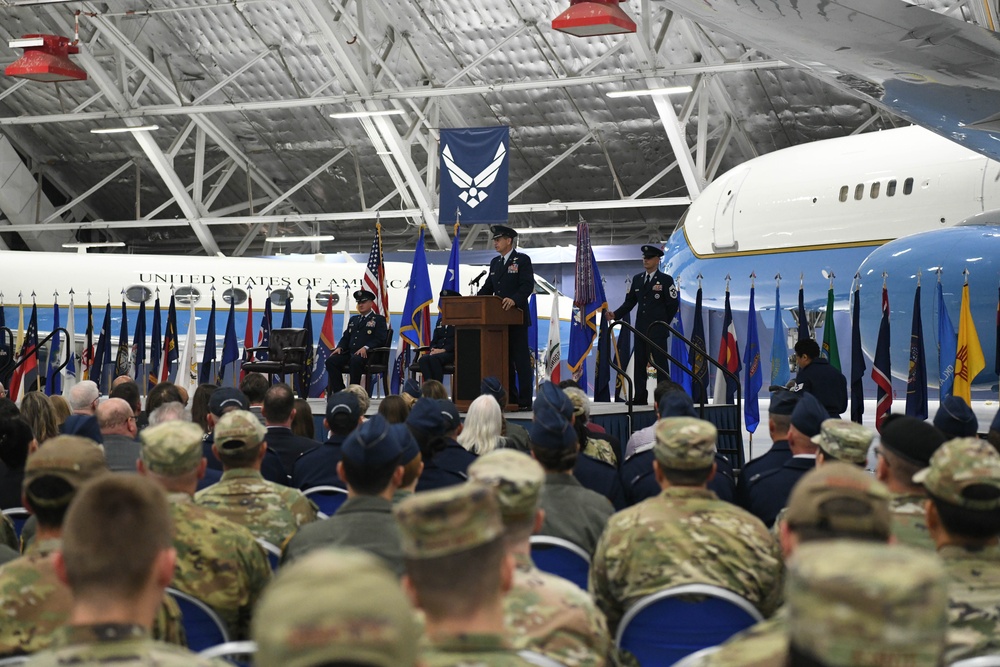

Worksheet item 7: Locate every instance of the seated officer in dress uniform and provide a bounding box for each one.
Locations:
[252,548,422,667]
[325,289,388,393]
[477,225,535,410]
[606,245,679,405]
[418,289,461,383]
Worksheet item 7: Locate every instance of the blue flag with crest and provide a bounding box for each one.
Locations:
[439,127,509,225]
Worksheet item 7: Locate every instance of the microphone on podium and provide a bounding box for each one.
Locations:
[469,270,487,286]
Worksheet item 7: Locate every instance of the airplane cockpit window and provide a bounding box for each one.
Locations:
[870,182,880,199]
[314,290,340,308]
[534,274,559,296]
[222,288,247,306]
[839,186,849,202]
[124,285,151,304]
[854,184,864,201]
[904,178,914,195]
[887,180,897,197]
[270,288,293,307]
[174,287,201,305]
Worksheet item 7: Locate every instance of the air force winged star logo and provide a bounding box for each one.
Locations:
[442,141,506,209]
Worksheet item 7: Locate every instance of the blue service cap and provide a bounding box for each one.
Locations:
[406,398,447,435]
[491,225,517,239]
[658,391,696,418]
[209,387,249,416]
[440,289,461,298]
[326,391,361,423]
[480,376,504,402]
[353,289,376,303]
[439,399,461,432]
[341,415,402,468]
[641,244,664,259]
[769,391,801,416]
[791,392,827,438]
[532,381,573,421]
[401,378,421,399]
[529,408,577,450]
[391,423,420,463]
[933,395,978,438]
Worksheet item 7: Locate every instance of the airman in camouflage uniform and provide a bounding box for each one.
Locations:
[139,421,271,640]
[913,436,1000,661]
[811,419,873,467]
[0,436,184,657]
[702,463,895,667]
[395,483,545,666]
[253,548,421,666]
[194,410,317,547]
[469,449,610,667]
[590,417,783,633]
[564,387,617,466]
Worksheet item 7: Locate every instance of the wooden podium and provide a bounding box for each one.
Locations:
[440,296,524,410]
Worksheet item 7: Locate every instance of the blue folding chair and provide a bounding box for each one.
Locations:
[256,538,281,571]
[2,508,30,542]
[529,535,591,590]
[200,640,257,666]
[302,485,349,518]
[615,584,763,666]
[166,587,230,652]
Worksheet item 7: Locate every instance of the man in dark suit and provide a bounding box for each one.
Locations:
[607,245,679,405]
[477,225,534,410]
[326,289,388,393]
[262,383,320,479]
[417,289,460,383]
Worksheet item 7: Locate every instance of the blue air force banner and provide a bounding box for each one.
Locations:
[439,127,509,225]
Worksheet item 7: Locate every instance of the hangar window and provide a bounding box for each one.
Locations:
[124,285,151,304]
[222,288,247,306]
[314,290,340,308]
[870,182,880,199]
[903,177,914,195]
[839,186,849,202]
[174,286,201,305]
[887,180,897,197]
[270,288,293,307]
[854,184,864,201]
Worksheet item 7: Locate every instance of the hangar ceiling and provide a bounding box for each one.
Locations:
[0,0,985,256]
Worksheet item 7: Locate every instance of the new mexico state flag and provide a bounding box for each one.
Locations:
[954,283,985,405]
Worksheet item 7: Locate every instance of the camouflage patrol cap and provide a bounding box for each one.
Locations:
[467,450,545,523]
[213,410,267,455]
[913,437,1000,510]
[394,482,504,559]
[785,462,892,540]
[23,435,107,492]
[653,417,716,470]
[139,421,204,475]
[253,548,420,667]
[811,419,874,466]
[563,387,591,419]
[787,541,947,667]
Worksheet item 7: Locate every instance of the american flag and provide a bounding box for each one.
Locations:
[364,223,389,317]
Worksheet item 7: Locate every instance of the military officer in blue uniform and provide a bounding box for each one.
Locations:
[325,289,387,393]
[607,244,680,405]
[417,289,460,383]
[477,225,535,410]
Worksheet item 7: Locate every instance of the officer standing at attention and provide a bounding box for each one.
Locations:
[478,225,535,411]
[418,289,461,383]
[607,245,679,405]
[326,289,388,393]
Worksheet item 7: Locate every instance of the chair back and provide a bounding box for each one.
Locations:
[363,327,394,397]
[268,328,308,363]
[166,587,230,651]
[199,640,257,666]
[1,507,30,542]
[255,538,281,571]
[302,485,349,518]
[950,659,1000,667]
[615,584,763,666]
[672,646,721,667]
[529,535,591,590]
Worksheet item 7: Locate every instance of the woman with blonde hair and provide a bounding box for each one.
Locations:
[457,394,505,456]
[19,392,59,444]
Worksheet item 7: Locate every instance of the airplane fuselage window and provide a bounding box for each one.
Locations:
[870,182,880,199]
[839,186,849,202]
[314,290,340,308]
[222,288,248,306]
[854,184,864,200]
[124,285,152,304]
[174,287,201,305]
[904,177,914,195]
[270,288,292,307]
[839,178,912,202]
[887,180,897,197]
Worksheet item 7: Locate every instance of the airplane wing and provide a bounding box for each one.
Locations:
[441,145,474,188]
[656,0,1000,162]
[473,143,507,189]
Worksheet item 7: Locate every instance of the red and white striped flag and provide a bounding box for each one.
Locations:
[364,223,389,317]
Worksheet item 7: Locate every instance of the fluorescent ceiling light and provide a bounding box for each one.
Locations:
[518,226,577,235]
[90,124,159,134]
[265,235,335,243]
[329,109,404,119]
[606,86,693,98]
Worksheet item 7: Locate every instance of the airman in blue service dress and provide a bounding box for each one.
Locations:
[418,289,460,383]
[609,245,679,405]
[325,289,387,393]
[478,225,535,409]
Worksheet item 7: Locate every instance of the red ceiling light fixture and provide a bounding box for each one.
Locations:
[5,34,87,83]
[552,0,637,37]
